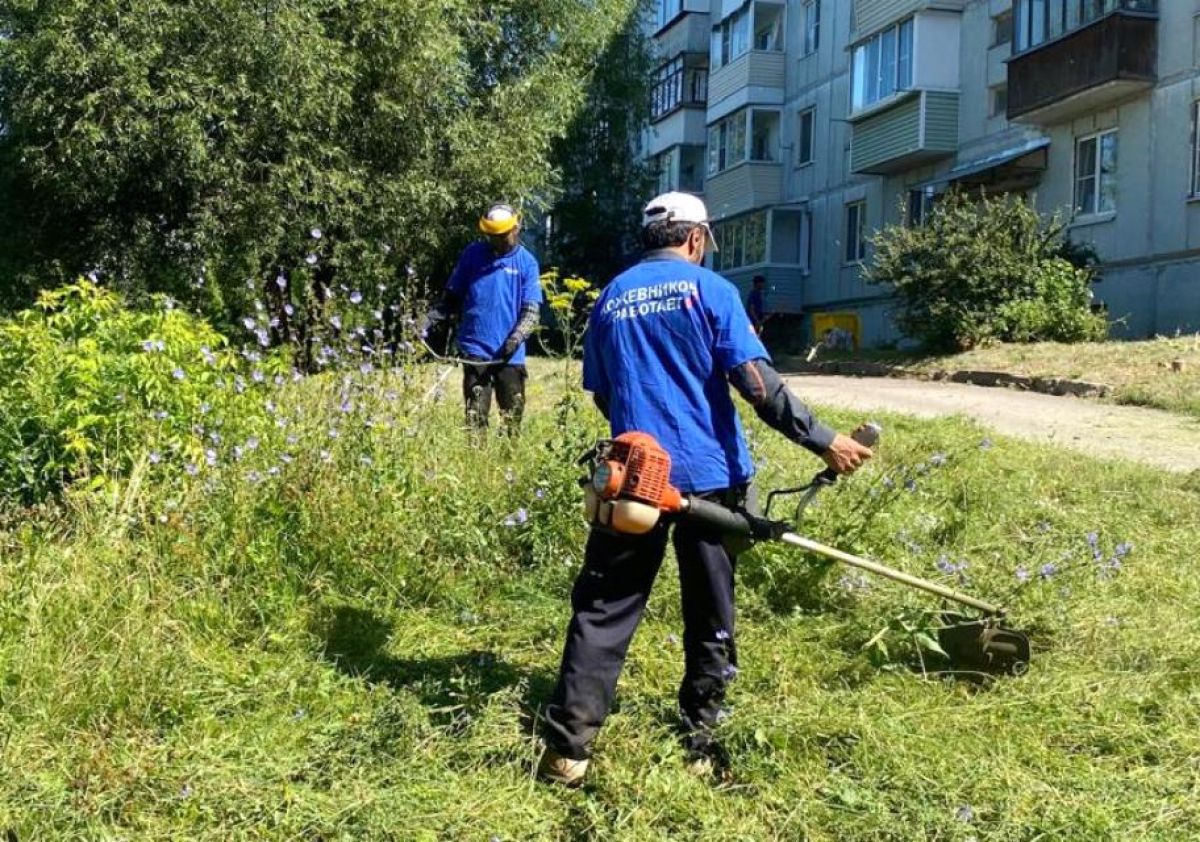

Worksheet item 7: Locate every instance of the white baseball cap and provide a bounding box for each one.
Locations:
[642,191,718,252]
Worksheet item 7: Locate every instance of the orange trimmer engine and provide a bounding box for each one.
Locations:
[583,432,685,534]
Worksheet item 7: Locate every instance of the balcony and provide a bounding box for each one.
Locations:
[708,51,785,109]
[1007,7,1157,124]
[646,108,708,157]
[849,90,959,175]
[653,7,710,55]
[705,162,783,220]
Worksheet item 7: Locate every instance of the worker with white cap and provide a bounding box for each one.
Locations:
[537,192,873,786]
[421,203,542,432]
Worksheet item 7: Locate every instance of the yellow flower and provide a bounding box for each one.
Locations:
[564,277,591,293]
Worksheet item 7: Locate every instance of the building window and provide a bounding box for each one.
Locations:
[908,186,937,226]
[990,85,1008,118]
[851,19,914,112]
[993,10,1014,46]
[650,56,707,120]
[713,211,768,272]
[708,109,779,174]
[754,4,785,52]
[655,0,683,30]
[750,110,780,162]
[797,108,814,166]
[1013,0,1154,53]
[1192,101,1200,197]
[707,111,747,175]
[1074,129,1118,217]
[711,5,750,70]
[845,201,866,263]
[654,148,678,194]
[802,0,820,56]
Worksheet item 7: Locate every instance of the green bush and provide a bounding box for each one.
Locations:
[867,191,1108,351]
[0,281,273,503]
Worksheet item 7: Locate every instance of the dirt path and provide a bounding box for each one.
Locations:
[784,374,1200,474]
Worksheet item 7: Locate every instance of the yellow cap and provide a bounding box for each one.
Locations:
[479,203,520,235]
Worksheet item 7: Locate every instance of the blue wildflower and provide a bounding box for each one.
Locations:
[930,452,947,467]
[305,253,318,265]
[252,370,265,384]
[722,664,740,681]
[904,478,917,492]
[185,462,199,476]
[242,317,257,331]
[359,362,373,375]
[275,274,287,290]
[1040,562,1058,579]
[310,227,323,240]
[715,629,731,642]
[284,303,295,317]
[955,805,974,823]
[330,315,342,330]
[172,368,186,381]
[246,471,262,484]
[1015,566,1030,583]
[979,438,993,450]
[246,436,259,451]
[205,449,217,466]
[149,451,162,464]
[350,290,363,305]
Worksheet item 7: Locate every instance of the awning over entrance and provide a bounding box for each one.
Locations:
[914,137,1051,192]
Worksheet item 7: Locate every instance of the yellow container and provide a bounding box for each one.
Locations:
[811,312,861,351]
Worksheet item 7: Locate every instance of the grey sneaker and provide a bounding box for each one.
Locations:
[537,748,589,787]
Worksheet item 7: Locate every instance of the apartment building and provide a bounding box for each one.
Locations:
[643,0,1200,346]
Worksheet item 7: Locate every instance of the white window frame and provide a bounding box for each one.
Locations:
[796,107,815,166]
[851,19,914,113]
[802,0,820,57]
[711,4,751,70]
[844,201,867,264]
[1074,128,1118,218]
[713,211,769,272]
[707,111,748,175]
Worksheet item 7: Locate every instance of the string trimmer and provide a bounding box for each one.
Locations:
[580,427,1031,676]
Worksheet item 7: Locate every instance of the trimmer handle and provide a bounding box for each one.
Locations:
[682,496,787,541]
[815,422,882,484]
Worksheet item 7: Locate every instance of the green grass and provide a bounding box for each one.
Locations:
[782,335,1200,419]
[3,362,1200,840]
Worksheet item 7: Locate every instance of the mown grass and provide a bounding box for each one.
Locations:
[2,360,1200,840]
[783,334,1200,419]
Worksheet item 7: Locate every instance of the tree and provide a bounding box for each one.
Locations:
[543,0,655,285]
[0,0,641,354]
[866,191,1108,351]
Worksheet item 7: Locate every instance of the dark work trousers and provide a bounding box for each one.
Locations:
[462,363,526,431]
[543,487,750,761]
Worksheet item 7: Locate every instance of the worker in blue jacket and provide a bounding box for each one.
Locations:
[422,203,542,432]
[538,192,873,786]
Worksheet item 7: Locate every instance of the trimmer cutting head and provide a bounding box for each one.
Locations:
[938,613,1031,676]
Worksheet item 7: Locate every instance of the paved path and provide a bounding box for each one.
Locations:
[783,374,1200,474]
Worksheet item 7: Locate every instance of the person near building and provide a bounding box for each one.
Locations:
[421,203,542,432]
[537,192,874,786]
[746,274,770,336]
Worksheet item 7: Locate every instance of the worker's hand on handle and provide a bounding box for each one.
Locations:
[820,432,874,475]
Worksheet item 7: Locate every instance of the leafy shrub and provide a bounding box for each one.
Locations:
[866,191,1108,351]
[0,281,273,503]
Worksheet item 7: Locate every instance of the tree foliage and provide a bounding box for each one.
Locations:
[0,0,641,336]
[866,191,1108,351]
[544,1,655,284]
